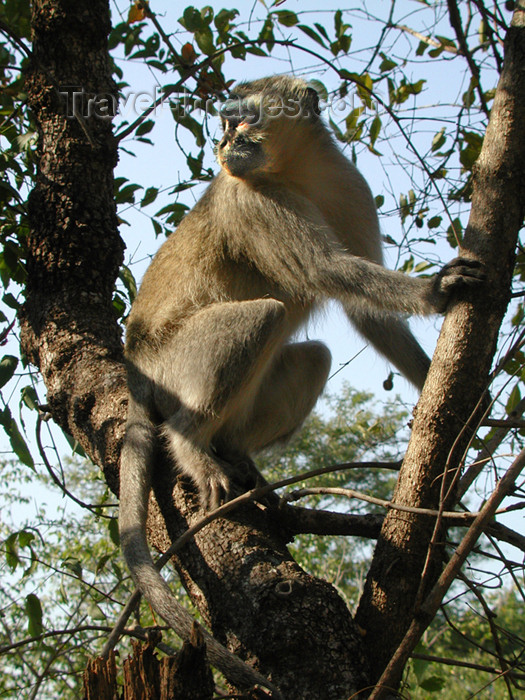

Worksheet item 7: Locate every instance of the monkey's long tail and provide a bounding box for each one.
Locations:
[118,398,282,698]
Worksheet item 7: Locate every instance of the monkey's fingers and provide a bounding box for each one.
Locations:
[440,257,486,282]
[200,462,231,511]
[429,257,485,313]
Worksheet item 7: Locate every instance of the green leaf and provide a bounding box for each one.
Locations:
[95,553,112,574]
[275,10,298,27]
[20,385,39,411]
[155,202,189,226]
[329,117,345,143]
[411,654,428,681]
[18,530,36,548]
[180,6,203,32]
[4,532,21,571]
[314,23,329,41]
[297,24,327,48]
[108,517,120,546]
[307,79,328,102]
[140,186,159,208]
[115,183,141,205]
[0,354,18,387]
[113,293,126,318]
[89,602,107,621]
[0,179,23,204]
[195,28,215,56]
[62,557,83,579]
[135,119,154,137]
[245,45,267,57]
[258,17,275,51]
[399,255,415,273]
[414,260,432,273]
[0,406,34,468]
[174,112,206,147]
[431,127,446,152]
[459,130,483,171]
[62,429,87,457]
[379,52,397,72]
[507,384,521,414]
[334,10,343,36]
[119,264,137,304]
[25,593,43,637]
[0,240,26,287]
[420,676,446,692]
[462,77,477,108]
[369,115,381,147]
[200,6,214,25]
[446,218,463,248]
[334,9,351,39]
[416,40,427,56]
[215,9,239,33]
[396,78,426,104]
[152,218,163,237]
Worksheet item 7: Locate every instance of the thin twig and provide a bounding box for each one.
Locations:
[0,18,32,58]
[36,413,112,517]
[285,486,521,521]
[411,652,525,681]
[394,24,459,54]
[447,0,490,116]
[458,572,515,698]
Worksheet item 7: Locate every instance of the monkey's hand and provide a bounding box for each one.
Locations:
[428,257,485,314]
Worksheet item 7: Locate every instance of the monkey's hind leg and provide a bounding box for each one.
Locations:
[216,339,332,456]
[154,299,288,508]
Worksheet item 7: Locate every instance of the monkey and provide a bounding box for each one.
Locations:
[118,75,483,691]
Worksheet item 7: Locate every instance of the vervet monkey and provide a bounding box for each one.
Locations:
[119,75,483,689]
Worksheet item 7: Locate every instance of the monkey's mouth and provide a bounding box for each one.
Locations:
[219,136,265,177]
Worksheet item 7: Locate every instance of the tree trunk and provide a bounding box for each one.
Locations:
[356,2,525,690]
[20,0,126,495]
[20,2,369,697]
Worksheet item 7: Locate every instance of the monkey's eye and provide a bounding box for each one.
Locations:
[220,97,260,128]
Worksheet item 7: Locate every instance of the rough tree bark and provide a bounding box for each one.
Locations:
[20,2,368,697]
[356,2,525,693]
[20,0,126,495]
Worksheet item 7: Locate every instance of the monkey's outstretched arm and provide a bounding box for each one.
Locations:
[320,254,484,316]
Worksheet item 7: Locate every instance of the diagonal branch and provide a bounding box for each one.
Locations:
[370,447,525,698]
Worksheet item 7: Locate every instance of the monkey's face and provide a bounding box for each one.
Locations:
[217,97,267,178]
[217,78,321,180]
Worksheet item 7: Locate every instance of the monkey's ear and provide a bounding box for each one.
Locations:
[305,86,321,116]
